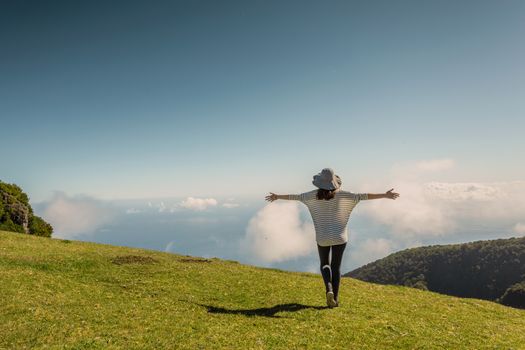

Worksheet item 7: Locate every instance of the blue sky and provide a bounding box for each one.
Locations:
[1,1,525,272]
[2,0,524,200]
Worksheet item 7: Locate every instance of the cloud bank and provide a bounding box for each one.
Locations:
[240,202,315,264]
[39,192,116,239]
[360,159,525,238]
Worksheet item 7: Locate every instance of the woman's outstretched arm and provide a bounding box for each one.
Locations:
[265,192,302,202]
[367,188,400,200]
[265,192,280,202]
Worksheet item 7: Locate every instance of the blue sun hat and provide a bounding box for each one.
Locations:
[312,168,342,190]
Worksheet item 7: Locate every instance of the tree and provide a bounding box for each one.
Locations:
[0,180,53,237]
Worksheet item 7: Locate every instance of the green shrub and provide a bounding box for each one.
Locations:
[28,216,53,237]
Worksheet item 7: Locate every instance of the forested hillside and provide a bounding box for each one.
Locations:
[346,237,525,309]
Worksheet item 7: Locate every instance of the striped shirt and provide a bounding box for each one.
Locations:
[285,189,368,247]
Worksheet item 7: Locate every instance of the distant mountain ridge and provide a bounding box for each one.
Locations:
[0,180,53,237]
[345,237,525,309]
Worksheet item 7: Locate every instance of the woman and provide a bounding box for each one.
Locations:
[265,167,399,308]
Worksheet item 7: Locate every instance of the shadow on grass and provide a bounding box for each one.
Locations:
[195,302,329,318]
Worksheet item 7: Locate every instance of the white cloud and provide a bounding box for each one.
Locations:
[361,180,456,237]
[350,238,395,266]
[360,158,525,237]
[221,197,240,208]
[345,237,423,270]
[240,202,315,263]
[222,203,239,208]
[422,181,525,222]
[513,223,525,236]
[424,182,503,201]
[40,192,115,239]
[126,208,141,214]
[179,197,218,211]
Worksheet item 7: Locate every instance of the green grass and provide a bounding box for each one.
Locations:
[1,230,525,349]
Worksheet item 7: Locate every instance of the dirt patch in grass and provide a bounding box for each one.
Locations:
[111,255,158,265]
[179,258,212,263]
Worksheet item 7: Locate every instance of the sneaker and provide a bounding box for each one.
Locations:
[326,283,337,308]
[326,291,337,308]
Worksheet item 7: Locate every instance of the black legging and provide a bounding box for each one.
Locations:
[317,242,347,302]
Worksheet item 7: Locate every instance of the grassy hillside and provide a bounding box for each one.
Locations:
[1,230,525,349]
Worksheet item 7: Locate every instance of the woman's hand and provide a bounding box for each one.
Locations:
[265,192,278,202]
[385,188,400,200]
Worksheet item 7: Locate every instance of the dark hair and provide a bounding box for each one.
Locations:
[316,188,336,200]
